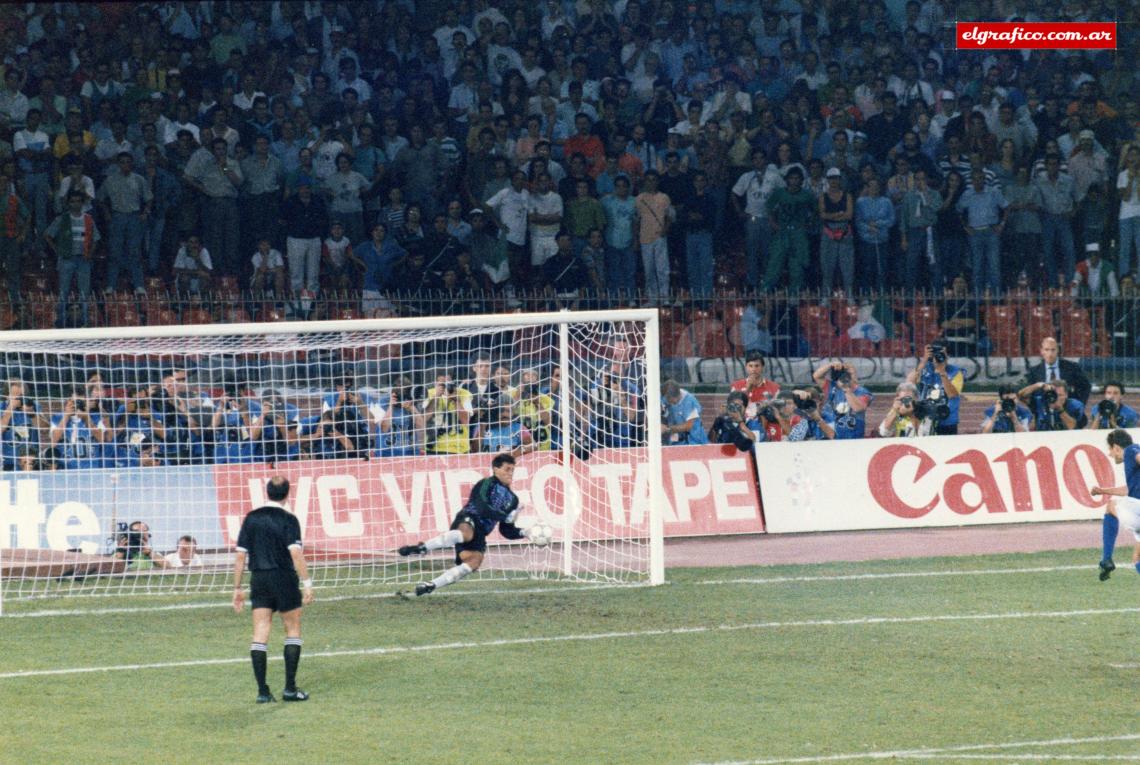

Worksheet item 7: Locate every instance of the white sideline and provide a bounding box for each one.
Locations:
[3,562,1095,619]
[3,605,1140,680]
[693,733,1140,764]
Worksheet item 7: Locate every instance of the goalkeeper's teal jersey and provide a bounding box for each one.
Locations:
[462,476,519,535]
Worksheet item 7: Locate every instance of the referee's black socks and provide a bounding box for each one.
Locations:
[284,637,303,693]
[250,642,270,695]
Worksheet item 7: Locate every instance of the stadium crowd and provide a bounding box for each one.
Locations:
[0,1,1139,470]
[0,0,1136,329]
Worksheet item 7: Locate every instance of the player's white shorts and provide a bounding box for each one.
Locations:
[1114,497,1140,542]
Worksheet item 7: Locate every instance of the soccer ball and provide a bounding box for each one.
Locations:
[527,523,554,547]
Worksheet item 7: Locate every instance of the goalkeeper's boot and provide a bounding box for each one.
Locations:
[1099,559,1116,581]
[282,689,309,702]
[256,691,276,704]
[414,582,435,597]
[398,542,427,556]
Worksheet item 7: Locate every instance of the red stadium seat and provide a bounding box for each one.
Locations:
[108,302,144,328]
[982,304,1022,357]
[183,307,214,326]
[689,318,732,358]
[1022,304,1056,352]
[663,322,695,358]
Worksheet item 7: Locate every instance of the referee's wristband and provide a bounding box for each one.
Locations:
[302,578,313,589]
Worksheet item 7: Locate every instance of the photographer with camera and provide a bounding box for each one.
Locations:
[154,368,205,464]
[709,390,763,450]
[980,384,1032,434]
[48,387,108,470]
[211,388,261,463]
[379,376,422,457]
[1,379,45,470]
[762,388,835,442]
[515,368,555,452]
[812,360,873,439]
[480,393,536,456]
[1018,378,1087,431]
[259,390,302,462]
[589,365,641,448]
[877,382,929,437]
[1086,382,1138,430]
[422,372,473,455]
[1021,337,1091,409]
[461,352,503,453]
[318,377,373,460]
[115,384,166,467]
[113,520,166,570]
[906,343,964,435]
[661,380,708,446]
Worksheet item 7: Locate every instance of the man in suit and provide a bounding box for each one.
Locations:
[1022,336,1091,406]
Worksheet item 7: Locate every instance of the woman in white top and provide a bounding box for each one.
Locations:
[1118,143,1140,280]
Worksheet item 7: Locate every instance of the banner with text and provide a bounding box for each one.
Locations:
[757,430,1120,533]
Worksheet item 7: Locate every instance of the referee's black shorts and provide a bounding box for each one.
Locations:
[250,568,302,612]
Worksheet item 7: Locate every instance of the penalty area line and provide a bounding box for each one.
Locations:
[696,564,1090,587]
[3,605,1140,680]
[693,732,1140,765]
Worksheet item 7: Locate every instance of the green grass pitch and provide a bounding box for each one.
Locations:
[1,548,1138,764]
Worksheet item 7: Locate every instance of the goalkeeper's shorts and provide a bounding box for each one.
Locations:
[450,511,488,563]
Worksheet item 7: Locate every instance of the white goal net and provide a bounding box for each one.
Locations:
[0,310,664,609]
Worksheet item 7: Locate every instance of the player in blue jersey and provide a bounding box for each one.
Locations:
[1090,429,1140,581]
[397,453,533,596]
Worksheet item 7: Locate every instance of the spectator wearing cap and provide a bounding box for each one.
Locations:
[184,137,243,276]
[819,167,855,295]
[636,170,674,304]
[1034,153,1078,284]
[763,166,815,292]
[1071,242,1119,298]
[1068,129,1108,204]
[97,151,151,294]
[732,147,785,289]
[957,168,1008,294]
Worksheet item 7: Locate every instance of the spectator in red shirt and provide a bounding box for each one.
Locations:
[730,350,781,412]
[563,113,605,175]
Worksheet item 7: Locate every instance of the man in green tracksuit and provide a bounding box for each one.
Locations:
[764,166,816,291]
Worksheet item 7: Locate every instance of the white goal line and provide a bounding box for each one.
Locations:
[693,733,1140,765]
[3,604,1139,680]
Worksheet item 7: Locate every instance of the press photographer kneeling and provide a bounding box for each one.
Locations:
[1017,378,1087,431]
[759,389,835,442]
[709,390,763,450]
[1086,382,1139,430]
[979,384,1031,434]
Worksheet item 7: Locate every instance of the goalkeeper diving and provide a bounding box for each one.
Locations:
[398,453,535,596]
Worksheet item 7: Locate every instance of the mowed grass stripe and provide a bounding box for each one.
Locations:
[5,604,1139,680]
[1,561,1099,619]
[694,733,1140,764]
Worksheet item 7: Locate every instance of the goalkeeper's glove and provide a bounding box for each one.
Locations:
[505,507,521,525]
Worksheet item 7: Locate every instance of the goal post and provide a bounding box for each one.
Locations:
[0,308,664,608]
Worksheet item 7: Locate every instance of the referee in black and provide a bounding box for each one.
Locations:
[232,476,314,703]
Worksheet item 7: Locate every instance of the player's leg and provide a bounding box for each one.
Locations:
[279,607,308,701]
[415,523,481,596]
[250,607,275,702]
[398,519,473,556]
[1132,542,1140,576]
[1099,498,1120,580]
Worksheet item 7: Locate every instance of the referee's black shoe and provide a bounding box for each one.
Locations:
[283,689,309,702]
[398,542,427,556]
[256,692,276,704]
